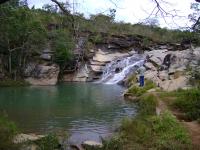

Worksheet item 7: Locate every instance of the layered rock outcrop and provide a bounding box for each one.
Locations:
[143,47,200,91]
[24,63,60,86]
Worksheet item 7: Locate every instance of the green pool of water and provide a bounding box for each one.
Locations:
[0,83,136,143]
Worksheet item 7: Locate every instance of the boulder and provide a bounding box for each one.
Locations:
[144,70,161,86]
[149,56,162,66]
[92,49,130,63]
[25,64,60,85]
[90,65,104,73]
[160,76,188,91]
[144,62,157,71]
[145,49,168,66]
[158,71,169,81]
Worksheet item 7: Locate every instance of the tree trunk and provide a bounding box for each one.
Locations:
[9,51,12,74]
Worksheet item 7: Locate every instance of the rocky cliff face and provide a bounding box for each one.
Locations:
[63,32,195,85]
[24,63,60,86]
[143,47,200,91]
[4,32,197,87]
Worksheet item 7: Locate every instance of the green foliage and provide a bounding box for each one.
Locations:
[189,66,200,88]
[51,29,74,67]
[0,3,47,77]
[89,33,104,44]
[0,116,19,150]
[127,80,156,96]
[189,2,200,32]
[90,14,114,33]
[139,94,158,116]
[173,88,200,121]
[34,134,60,150]
[126,74,137,87]
[93,91,191,150]
[99,112,191,150]
[150,111,191,149]
[141,37,152,48]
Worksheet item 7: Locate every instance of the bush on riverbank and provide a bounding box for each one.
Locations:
[0,116,19,150]
[34,134,61,150]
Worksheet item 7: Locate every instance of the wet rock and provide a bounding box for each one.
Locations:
[82,140,103,149]
[13,133,45,144]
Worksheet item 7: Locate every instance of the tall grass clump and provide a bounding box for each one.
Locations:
[0,116,19,150]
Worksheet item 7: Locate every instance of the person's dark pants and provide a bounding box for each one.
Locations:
[139,76,144,87]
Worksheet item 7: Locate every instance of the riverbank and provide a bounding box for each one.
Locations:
[110,78,200,150]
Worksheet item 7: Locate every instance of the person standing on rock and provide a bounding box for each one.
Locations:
[139,66,146,87]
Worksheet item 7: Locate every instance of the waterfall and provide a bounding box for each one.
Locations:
[99,54,145,84]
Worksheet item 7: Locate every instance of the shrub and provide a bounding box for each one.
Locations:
[139,94,158,116]
[34,134,61,150]
[0,116,19,150]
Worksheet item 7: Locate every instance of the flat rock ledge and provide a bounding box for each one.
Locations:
[13,133,45,144]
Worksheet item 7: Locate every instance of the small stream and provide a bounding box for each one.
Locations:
[0,83,137,144]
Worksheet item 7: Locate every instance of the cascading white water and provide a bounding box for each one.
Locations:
[100,54,145,84]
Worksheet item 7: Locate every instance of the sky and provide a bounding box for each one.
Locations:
[28,0,195,29]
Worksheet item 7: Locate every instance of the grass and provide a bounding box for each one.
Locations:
[127,79,156,97]
[118,111,191,150]
[89,94,191,150]
[0,116,19,150]
[33,134,61,150]
[172,88,200,121]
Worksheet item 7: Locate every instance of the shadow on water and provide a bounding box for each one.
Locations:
[0,83,137,144]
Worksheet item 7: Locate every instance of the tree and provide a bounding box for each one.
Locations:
[189,2,200,32]
[143,17,160,27]
[42,4,58,13]
[0,2,46,78]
